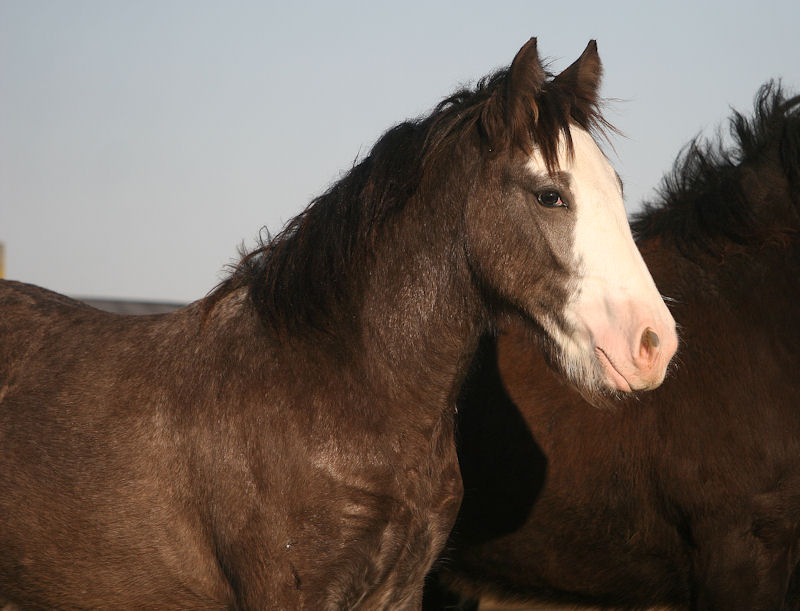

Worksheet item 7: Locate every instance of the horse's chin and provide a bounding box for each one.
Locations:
[499,316,629,408]
[559,351,620,396]
[528,327,605,393]
[532,331,632,402]
[593,347,633,393]
[558,354,632,409]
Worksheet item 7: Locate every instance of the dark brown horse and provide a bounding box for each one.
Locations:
[427,83,800,611]
[0,40,675,610]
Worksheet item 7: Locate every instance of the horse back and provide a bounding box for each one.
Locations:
[0,279,199,418]
[1,279,89,380]
[0,280,236,608]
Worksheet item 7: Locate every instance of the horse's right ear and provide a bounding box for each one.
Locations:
[505,38,546,150]
[481,38,546,154]
[507,37,547,114]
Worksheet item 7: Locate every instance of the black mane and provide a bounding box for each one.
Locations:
[209,64,609,332]
[631,81,800,255]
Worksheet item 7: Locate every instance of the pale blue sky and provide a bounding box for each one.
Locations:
[2,0,799,301]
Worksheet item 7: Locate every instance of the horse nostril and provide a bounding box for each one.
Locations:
[640,327,660,365]
[643,328,660,349]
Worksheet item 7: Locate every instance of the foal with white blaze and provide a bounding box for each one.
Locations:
[0,39,675,610]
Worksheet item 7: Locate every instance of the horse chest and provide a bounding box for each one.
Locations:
[355,449,464,608]
[220,423,463,609]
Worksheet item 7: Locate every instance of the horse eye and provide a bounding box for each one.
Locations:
[537,190,565,208]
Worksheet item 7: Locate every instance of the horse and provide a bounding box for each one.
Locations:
[0,39,676,609]
[426,82,800,611]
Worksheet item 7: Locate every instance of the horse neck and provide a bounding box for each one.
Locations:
[291,188,486,416]
[362,205,485,401]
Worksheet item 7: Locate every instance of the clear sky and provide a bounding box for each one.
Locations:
[2,0,798,302]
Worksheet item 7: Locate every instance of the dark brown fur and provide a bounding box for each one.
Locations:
[0,39,610,609]
[426,83,800,611]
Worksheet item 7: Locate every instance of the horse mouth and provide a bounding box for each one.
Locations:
[594,347,633,392]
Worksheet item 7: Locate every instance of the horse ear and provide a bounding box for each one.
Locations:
[481,37,546,153]
[554,40,603,108]
[507,37,547,105]
[506,38,546,134]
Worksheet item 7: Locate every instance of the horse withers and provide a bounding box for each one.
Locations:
[0,39,675,609]
[428,83,800,611]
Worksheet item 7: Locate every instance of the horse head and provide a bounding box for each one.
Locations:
[463,39,678,393]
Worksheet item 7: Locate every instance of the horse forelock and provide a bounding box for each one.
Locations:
[206,61,613,333]
[632,81,800,257]
[426,67,613,175]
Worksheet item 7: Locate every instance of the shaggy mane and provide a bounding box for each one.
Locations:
[632,82,800,255]
[207,63,611,332]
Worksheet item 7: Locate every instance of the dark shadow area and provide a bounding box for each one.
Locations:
[421,574,479,611]
[453,332,547,545]
[424,332,547,609]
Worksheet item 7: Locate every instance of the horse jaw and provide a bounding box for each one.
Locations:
[532,126,678,393]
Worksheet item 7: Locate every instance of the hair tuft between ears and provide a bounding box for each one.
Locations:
[481,39,607,172]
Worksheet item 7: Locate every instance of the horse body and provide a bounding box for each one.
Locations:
[0,278,466,609]
[0,39,675,608]
[0,180,475,607]
[431,84,800,611]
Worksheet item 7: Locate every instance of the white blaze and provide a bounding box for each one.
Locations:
[527,125,677,392]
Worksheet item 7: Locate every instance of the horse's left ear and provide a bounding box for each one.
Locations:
[554,40,603,109]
